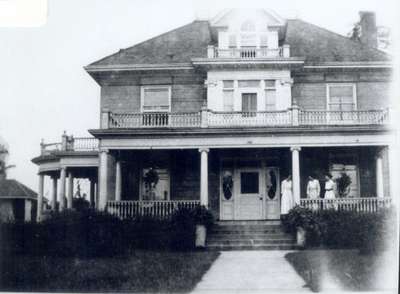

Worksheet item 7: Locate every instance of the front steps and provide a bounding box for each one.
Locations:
[206,221,298,250]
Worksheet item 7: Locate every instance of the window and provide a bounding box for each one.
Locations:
[240,172,259,194]
[327,84,356,111]
[223,80,234,111]
[228,34,237,48]
[141,86,171,112]
[242,93,257,114]
[264,80,276,111]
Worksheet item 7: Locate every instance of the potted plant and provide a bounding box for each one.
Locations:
[282,205,315,248]
[336,172,352,198]
[192,205,214,248]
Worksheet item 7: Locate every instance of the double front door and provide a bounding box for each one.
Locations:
[221,166,280,220]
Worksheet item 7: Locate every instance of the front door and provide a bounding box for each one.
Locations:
[235,168,263,220]
[265,167,280,220]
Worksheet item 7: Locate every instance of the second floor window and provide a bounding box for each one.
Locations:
[327,84,356,111]
[264,80,276,111]
[141,86,171,112]
[223,80,234,111]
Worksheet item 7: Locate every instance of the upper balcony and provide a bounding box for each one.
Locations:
[100,107,390,130]
[207,45,290,59]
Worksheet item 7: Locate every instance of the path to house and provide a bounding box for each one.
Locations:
[192,250,311,293]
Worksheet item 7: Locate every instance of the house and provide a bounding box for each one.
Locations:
[32,9,394,223]
[0,176,38,222]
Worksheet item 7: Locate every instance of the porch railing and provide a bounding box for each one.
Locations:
[299,109,389,126]
[109,112,201,128]
[300,197,392,213]
[40,133,99,155]
[106,200,201,219]
[102,108,390,129]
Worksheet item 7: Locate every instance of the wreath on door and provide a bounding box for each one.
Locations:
[144,168,159,198]
[222,171,233,200]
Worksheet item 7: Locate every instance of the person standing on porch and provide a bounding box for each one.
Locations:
[324,173,336,209]
[307,175,321,210]
[280,175,294,215]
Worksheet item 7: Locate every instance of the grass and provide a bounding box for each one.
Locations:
[285,249,397,292]
[0,250,220,292]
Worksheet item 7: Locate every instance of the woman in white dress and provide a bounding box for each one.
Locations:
[324,173,336,209]
[281,175,294,215]
[307,175,321,210]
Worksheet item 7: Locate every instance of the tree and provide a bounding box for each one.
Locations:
[0,144,15,179]
[348,22,361,42]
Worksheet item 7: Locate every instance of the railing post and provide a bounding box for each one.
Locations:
[290,105,300,126]
[101,108,110,129]
[61,131,67,151]
[201,107,209,128]
[40,138,45,155]
[207,45,215,58]
[283,44,290,57]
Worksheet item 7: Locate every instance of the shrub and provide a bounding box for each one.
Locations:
[169,207,196,250]
[283,205,397,251]
[192,205,214,229]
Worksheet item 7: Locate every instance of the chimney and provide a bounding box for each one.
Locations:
[359,11,377,48]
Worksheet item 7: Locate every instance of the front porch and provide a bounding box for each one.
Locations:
[97,146,392,219]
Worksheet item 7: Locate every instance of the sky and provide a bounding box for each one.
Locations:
[0,0,398,194]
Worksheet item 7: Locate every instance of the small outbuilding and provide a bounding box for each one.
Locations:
[0,178,37,222]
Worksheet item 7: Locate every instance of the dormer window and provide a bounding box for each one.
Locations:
[141,86,171,112]
[241,20,256,32]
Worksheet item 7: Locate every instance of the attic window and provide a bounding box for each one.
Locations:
[241,20,256,32]
[141,86,171,112]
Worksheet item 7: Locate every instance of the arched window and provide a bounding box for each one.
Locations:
[241,20,256,32]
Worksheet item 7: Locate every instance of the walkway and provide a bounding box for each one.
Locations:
[192,250,311,293]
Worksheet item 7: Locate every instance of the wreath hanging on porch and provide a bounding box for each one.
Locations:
[144,168,159,188]
[336,172,352,198]
[222,171,233,200]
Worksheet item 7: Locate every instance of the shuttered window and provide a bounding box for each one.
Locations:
[142,87,170,112]
[327,84,356,111]
[242,93,257,112]
[223,80,234,111]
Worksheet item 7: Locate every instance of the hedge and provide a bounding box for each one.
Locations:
[282,205,397,253]
[0,206,214,258]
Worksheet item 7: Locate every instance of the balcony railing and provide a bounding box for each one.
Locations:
[106,200,201,219]
[40,134,99,155]
[102,108,389,129]
[207,45,290,59]
[300,197,392,213]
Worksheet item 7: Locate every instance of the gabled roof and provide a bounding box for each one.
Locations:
[89,20,213,66]
[284,19,389,63]
[86,14,390,69]
[0,179,37,200]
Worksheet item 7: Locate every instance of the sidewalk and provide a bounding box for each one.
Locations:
[192,250,311,293]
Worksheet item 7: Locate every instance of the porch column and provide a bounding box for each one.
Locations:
[115,161,122,201]
[98,150,108,210]
[51,177,57,210]
[67,171,74,209]
[199,148,209,207]
[89,178,95,208]
[37,174,44,222]
[376,149,384,198]
[59,167,66,211]
[291,146,301,204]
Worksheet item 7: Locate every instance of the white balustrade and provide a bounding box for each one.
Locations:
[300,197,392,213]
[207,110,292,127]
[214,47,284,59]
[109,112,201,128]
[106,200,201,219]
[299,109,389,126]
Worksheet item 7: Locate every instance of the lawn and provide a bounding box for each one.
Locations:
[285,249,398,292]
[0,250,220,292]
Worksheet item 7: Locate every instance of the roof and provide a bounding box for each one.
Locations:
[89,20,213,66]
[86,16,390,69]
[284,19,389,64]
[0,179,37,200]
